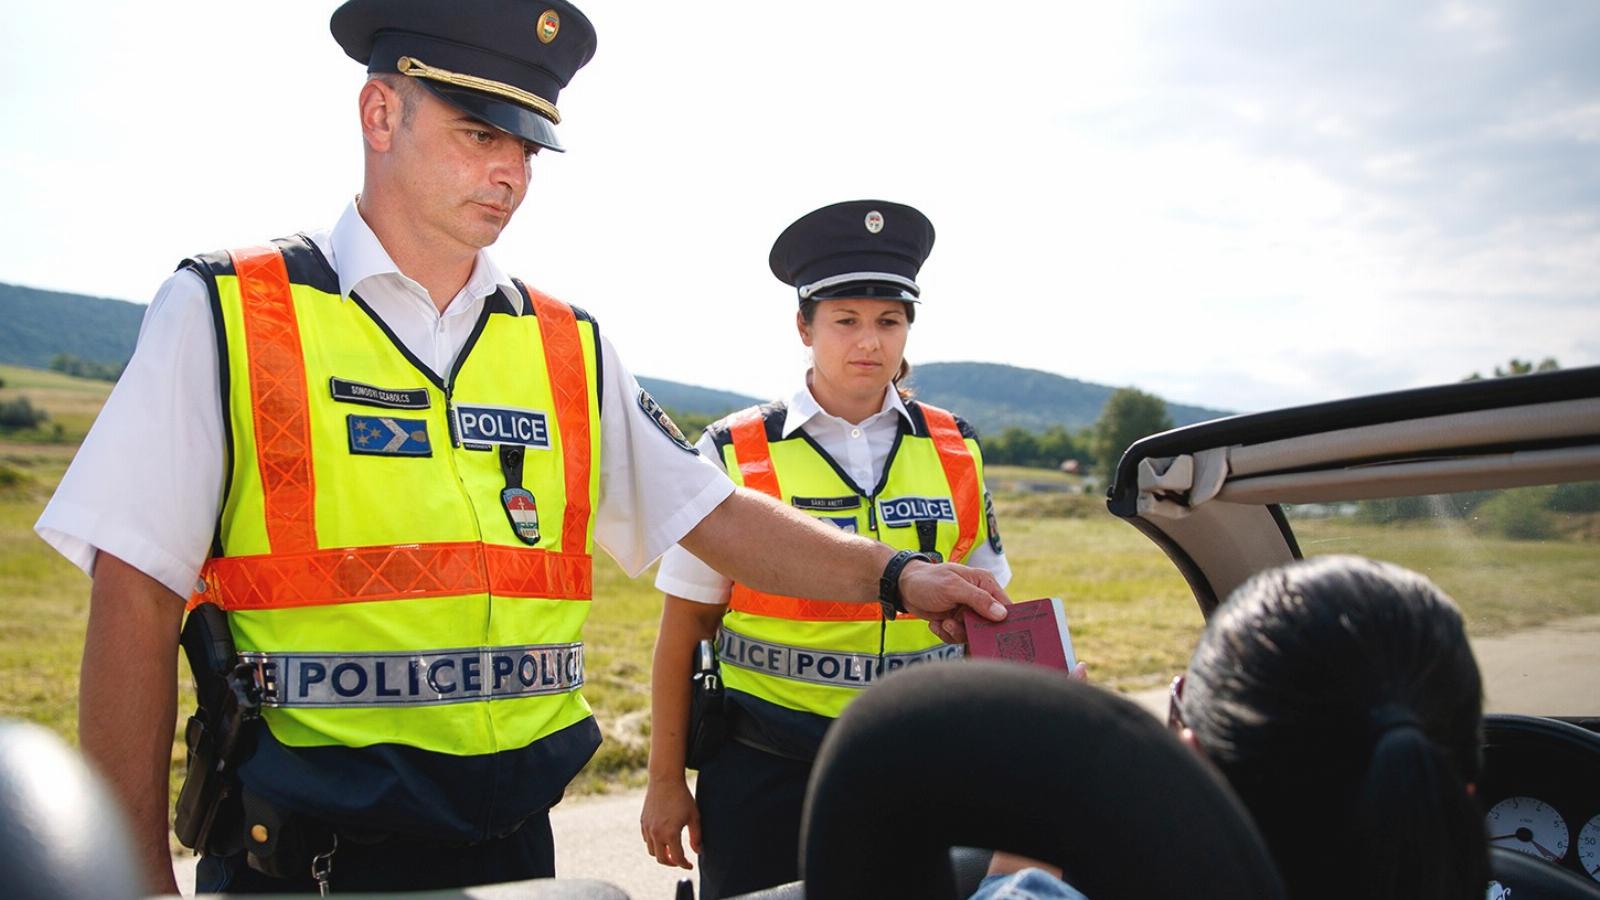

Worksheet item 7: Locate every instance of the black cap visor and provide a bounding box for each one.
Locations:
[807,282,920,303]
[417,81,564,152]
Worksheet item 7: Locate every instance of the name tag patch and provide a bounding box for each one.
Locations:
[791,495,862,511]
[878,496,955,527]
[348,415,431,457]
[329,377,430,410]
[456,405,550,450]
[241,644,584,707]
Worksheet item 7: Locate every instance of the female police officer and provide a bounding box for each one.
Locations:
[639,200,1012,898]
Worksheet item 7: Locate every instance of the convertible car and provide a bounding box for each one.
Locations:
[5,367,1599,899]
[1104,363,1600,900]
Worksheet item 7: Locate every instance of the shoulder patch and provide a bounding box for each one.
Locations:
[638,389,697,454]
[985,490,1003,554]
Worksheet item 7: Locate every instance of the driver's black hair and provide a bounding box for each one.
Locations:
[1179,555,1488,900]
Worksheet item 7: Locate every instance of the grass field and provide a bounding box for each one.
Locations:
[0,363,113,442]
[3,364,1598,807]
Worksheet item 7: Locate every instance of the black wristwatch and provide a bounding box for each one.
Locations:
[878,549,939,620]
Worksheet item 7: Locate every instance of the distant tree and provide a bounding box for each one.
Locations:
[1546,481,1600,514]
[1035,425,1088,469]
[48,352,123,382]
[993,427,1040,467]
[1463,357,1559,381]
[0,374,7,388]
[1092,388,1173,476]
[0,396,49,430]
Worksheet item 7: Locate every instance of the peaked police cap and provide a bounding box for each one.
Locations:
[331,0,598,152]
[769,200,936,304]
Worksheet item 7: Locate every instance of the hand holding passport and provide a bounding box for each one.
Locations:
[963,597,1080,673]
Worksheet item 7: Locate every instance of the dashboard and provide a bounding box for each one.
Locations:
[1481,715,1600,887]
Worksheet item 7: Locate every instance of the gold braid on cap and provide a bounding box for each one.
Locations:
[396,55,561,124]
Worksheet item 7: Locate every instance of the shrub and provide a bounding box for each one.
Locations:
[0,463,26,490]
[0,396,49,430]
[1547,481,1600,514]
[1472,487,1557,540]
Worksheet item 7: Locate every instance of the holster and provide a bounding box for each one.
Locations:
[173,602,259,857]
[685,638,727,769]
[239,789,335,880]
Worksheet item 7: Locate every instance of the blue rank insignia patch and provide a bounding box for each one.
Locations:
[347,415,431,457]
[501,488,541,545]
[823,515,858,533]
[638,389,697,454]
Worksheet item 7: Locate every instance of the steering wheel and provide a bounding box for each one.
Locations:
[1483,715,1600,900]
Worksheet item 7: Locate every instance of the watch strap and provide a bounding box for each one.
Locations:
[878,549,936,620]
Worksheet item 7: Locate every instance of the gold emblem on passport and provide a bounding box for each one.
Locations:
[537,9,561,43]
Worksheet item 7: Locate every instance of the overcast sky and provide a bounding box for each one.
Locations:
[1,1,1595,413]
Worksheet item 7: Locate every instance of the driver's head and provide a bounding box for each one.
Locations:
[1178,555,1487,900]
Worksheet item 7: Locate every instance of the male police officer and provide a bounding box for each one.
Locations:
[35,1,1008,894]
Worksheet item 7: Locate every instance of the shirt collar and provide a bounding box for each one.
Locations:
[781,374,914,439]
[328,200,522,313]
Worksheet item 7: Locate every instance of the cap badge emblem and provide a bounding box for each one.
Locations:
[537,9,561,43]
[864,210,884,234]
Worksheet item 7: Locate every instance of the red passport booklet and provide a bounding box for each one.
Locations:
[964,597,1077,672]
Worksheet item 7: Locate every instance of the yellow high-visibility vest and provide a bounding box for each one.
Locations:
[185,237,601,840]
[711,398,992,752]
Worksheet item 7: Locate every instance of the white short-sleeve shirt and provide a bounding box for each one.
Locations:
[34,201,734,596]
[654,378,1012,605]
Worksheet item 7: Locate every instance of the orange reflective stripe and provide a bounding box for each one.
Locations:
[919,403,980,563]
[232,245,317,553]
[729,584,900,621]
[191,542,592,611]
[525,285,593,554]
[729,412,781,498]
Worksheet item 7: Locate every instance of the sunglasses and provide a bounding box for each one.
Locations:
[1166,673,1186,732]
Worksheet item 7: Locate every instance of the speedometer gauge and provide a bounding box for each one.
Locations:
[1579,814,1600,882]
[1486,796,1568,862]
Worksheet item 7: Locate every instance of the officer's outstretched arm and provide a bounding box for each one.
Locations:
[678,488,1008,643]
[80,552,185,896]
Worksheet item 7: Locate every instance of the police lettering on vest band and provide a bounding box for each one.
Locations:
[717,628,962,689]
[877,496,956,527]
[790,495,861,511]
[347,415,433,457]
[240,643,584,707]
[329,377,431,410]
[454,404,552,450]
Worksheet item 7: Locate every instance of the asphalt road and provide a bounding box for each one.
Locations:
[172,614,1600,897]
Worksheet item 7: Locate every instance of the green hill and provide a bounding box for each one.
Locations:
[0,281,1230,435]
[906,362,1229,433]
[637,377,760,419]
[0,282,145,370]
